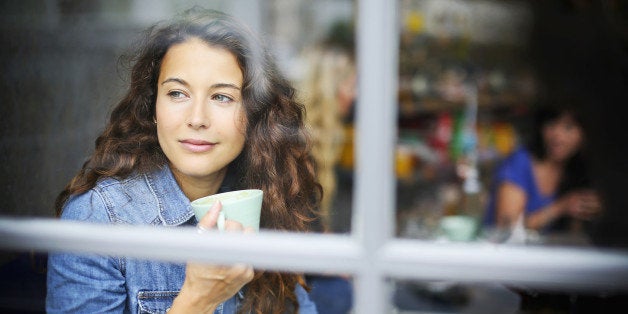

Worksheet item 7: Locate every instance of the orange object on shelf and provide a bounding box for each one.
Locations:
[338,124,355,170]
[396,145,416,180]
[493,122,517,156]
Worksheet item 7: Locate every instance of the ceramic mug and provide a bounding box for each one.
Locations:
[191,189,263,231]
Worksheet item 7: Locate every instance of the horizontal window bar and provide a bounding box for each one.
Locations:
[380,239,628,292]
[0,218,361,274]
[1,218,627,292]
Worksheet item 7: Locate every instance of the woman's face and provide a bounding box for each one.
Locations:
[542,113,583,162]
[155,38,246,185]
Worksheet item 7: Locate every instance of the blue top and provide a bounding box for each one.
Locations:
[484,147,556,226]
[46,165,317,314]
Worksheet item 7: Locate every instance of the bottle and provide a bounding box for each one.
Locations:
[462,164,483,221]
[460,82,483,237]
[456,162,483,241]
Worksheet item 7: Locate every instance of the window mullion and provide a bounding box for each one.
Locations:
[353,0,399,313]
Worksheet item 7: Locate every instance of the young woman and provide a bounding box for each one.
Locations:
[299,43,356,232]
[47,8,321,314]
[298,28,356,314]
[486,103,602,234]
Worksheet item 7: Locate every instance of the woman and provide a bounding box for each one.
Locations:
[486,103,602,234]
[298,27,356,314]
[47,8,321,314]
[299,44,356,231]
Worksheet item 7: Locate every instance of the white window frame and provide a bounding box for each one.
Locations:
[1,1,628,313]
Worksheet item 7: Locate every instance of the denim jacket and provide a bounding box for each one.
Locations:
[46,165,317,314]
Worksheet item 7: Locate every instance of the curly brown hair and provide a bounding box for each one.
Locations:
[55,8,321,314]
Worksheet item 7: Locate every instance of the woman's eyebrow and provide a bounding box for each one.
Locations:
[161,77,188,86]
[161,78,240,91]
[210,83,241,91]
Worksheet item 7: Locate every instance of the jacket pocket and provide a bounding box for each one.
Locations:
[137,290,179,314]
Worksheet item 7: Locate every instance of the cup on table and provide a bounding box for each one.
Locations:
[439,215,479,242]
[191,189,263,232]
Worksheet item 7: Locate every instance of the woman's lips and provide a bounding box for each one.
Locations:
[179,139,216,153]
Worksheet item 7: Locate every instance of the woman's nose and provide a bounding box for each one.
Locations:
[187,101,210,129]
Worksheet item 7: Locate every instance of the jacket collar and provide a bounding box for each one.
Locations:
[146,165,236,226]
[145,165,193,226]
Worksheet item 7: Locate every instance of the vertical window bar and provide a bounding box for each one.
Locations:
[354,0,399,313]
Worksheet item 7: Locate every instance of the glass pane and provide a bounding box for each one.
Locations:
[395,0,628,249]
[392,279,520,313]
[396,0,534,242]
[390,278,628,314]
[0,1,357,312]
[306,272,354,313]
[0,250,47,312]
[288,2,356,235]
[0,0,356,231]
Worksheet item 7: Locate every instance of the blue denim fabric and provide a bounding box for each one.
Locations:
[307,275,353,314]
[46,165,317,314]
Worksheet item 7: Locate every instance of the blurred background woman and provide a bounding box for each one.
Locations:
[298,20,356,314]
[485,101,602,235]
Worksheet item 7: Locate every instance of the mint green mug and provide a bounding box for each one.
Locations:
[191,189,263,232]
[439,215,479,242]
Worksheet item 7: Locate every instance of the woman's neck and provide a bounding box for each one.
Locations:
[533,157,564,195]
[170,166,227,201]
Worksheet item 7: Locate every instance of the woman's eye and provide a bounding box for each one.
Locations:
[213,94,233,103]
[167,91,186,99]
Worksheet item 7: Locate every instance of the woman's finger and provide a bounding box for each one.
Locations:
[230,263,255,283]
[198,201,222,229]
[224,219,244,232]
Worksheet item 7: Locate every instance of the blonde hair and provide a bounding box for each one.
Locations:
[299,46,356,230]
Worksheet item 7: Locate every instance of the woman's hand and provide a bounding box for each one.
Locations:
[169,202,255,313]
[559,190,602,221]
